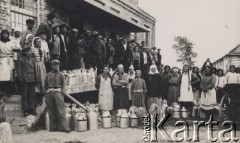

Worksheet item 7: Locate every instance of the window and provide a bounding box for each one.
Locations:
[10,0,37,32]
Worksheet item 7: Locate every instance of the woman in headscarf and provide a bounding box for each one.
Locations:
[200,63,217,116]
[179,65,199,110]
[25,34,34,47]
[31,37,47,99]
[95,65,113,111]
[145,64,162,110]
[168,67,180,106]
[160,65,171,100]
[0,30,15,97]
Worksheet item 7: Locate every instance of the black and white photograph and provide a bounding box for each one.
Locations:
[0,0,240,142]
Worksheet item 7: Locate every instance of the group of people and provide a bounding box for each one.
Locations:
[96,58,240,119]
[0,11,163,133]
[1,11,240,133]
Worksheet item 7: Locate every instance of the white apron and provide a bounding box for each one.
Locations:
[0,41,14,81]
[179,73,194,102]
[98,76,113,111]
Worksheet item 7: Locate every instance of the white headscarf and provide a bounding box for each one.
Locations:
[149,64,159,74]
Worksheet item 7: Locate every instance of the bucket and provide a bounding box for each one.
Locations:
[102,117,111,128]
[173,110,180,118]
[77,119,87,132]
[119,117,129,128]
[130,117,138,127]
[181,111,188,118]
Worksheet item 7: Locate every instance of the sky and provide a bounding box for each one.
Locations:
[138,0,240,67]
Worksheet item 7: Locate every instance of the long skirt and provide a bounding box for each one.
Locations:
[132,92,145,107]
[114,87,129,110]
[168,85,179,106]
[200,88,217,110]
[147,97,162,110]
[35,62,46,94]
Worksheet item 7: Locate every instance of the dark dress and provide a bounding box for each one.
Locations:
[168,75,180,106]
[145,74,161,109]
[160,72,171,100]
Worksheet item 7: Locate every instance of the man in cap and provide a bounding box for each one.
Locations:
[58,24,69,70]
[20,19,36,47]
[17,45,37,116]
[45,60,70,133]
[157,48,162,68]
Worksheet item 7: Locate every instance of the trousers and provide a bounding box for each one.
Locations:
[22,82,36,111]
[45,91,67,131]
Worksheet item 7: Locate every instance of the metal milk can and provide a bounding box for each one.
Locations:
[65,112,72,131]
[87,111,98,130]
[45,112,50,131]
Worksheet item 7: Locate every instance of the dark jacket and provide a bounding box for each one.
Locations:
[17,56,36,83]
[145,74,162,97]
[93,38,106,60]
[115,41,126,64]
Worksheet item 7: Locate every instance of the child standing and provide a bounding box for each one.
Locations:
[226,65,239,84]
[128,65,135,105]
[131,70,147,107]
[17,45,37,116]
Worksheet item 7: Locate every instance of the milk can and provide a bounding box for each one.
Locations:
[167,107,173,115]
[181,107,188,118]
[77,114,87,132]
[65,112,72,131]
[192,106,198,117]
[115,109,122,127]
[45,112,50,131]
[102,111,111,128]
[72,113,81,131]
[129,112,138,127]
[173,105,180,119]
[119,110,129,128]
[87,111,98,130]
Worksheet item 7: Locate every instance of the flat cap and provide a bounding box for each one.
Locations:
[51,60,60,65]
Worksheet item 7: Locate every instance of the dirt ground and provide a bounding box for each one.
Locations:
[13,125,240,143]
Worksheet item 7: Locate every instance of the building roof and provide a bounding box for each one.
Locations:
[213,44,240,64]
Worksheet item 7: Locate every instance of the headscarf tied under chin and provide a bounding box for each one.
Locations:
[149,64,159,74]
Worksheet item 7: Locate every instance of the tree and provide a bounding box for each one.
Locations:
[172,36,197,67]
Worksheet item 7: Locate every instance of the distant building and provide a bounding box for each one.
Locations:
[0,0,155,47]
[213,44,240,73]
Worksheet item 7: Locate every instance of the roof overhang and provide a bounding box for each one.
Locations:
[48,0,151,32]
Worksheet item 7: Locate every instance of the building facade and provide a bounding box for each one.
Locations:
[0,0,156,47]
[213,44,240,73]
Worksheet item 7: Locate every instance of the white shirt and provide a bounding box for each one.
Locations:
[60,34,67,52]
[41,40,49,53]
[226,72,240,84]
[143,52,147,64]
[123,44,127,51]
[215,76,227,88]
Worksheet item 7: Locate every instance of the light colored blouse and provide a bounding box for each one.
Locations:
[215,76,227,88]
[226,72,239,84]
